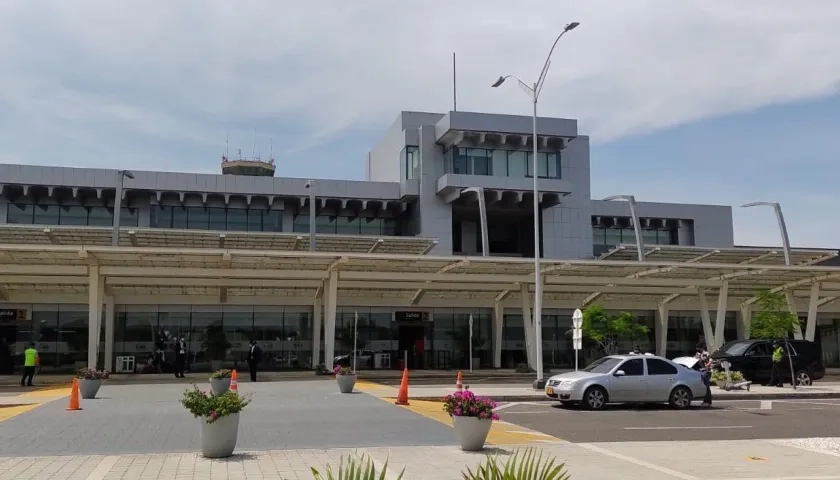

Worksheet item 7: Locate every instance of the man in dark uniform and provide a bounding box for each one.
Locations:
[173,337,187,378]
[247,340,262,382]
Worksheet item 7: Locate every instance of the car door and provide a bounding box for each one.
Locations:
[609,358,646,402]
[744,343,770,383]
[644,358,680,401]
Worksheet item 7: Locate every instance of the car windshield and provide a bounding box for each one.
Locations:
[582,357,622,374]
[717,341,751,356]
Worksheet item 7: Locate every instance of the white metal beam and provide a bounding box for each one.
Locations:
[805,282,819,342]
[698,290,714,347]
[0,265,88,276]
[100,267,328,279]
[785,291,805,340]
[493,301,504,368]
[656,303,668,356]
[743,273,840,306]
[367,239,384,254]
[818,296,838,307]
[714,281,729,350]
[739,304,752,340]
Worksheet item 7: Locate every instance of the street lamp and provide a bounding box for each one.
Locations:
[492,21,580,390]
[602,195,644,262]
[740,202,792,266]
[305,180,316,251]
[112,170,135,246]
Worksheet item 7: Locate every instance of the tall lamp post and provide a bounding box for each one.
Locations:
[492,21,580,389]
[740,202,792,266]
[305,180,316,251]
[112,170,135,246]
[602,195,644,262]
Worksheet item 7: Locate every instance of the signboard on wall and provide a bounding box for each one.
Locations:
[394,311,430,323]
[0,309,26,322]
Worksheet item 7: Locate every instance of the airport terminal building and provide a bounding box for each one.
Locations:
[0,110,839,375]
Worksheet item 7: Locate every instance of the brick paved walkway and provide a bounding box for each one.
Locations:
[2,439,839,480]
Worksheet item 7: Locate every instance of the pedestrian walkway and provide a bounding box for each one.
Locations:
[1,438,838,479]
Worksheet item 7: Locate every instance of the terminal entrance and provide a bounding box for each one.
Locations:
[395,311,429,370]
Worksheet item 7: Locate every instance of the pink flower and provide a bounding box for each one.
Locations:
[209,411,218,419]
[491,413,500,421]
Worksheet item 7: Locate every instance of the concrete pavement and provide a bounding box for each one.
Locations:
[1,439,839,479]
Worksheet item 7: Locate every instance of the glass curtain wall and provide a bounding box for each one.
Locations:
[431,308,492,369]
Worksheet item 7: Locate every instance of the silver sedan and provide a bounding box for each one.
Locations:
[544,354,707,410]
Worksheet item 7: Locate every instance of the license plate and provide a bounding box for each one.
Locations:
[545,387,554,395]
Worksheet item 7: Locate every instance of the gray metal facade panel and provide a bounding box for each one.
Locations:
[434,110,578,141]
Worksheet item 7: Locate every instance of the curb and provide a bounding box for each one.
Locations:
[410,391,840,403]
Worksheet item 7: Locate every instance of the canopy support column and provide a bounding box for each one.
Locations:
[738,304,752,340]
[104,296,115,372]
[806,283,820,342]
[493,302,504,368]
[313,298,322,367]
[87,266,103,369]
[519,284,536,370]
[324,271,338,368]
[698,290,714,348]
[655,303,668,356]
[785,291,805,340]
[713,281,729,351]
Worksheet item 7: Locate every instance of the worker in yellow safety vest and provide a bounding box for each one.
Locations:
[20,342,38,387]
[768,341,784,388]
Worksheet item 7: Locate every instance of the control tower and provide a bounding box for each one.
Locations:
[221,149,276,177]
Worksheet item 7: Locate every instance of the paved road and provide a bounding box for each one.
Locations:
[499,399,840,443]
[0,380,456,456]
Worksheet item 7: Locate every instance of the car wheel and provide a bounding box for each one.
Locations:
[669,386,693,410]
[583,386,607,410]
[795,370,812,386]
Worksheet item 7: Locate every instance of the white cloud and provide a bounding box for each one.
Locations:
[0,0,839,246]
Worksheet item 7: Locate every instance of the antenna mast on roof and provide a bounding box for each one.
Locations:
[252,129,257,158]
[452,52,457,111]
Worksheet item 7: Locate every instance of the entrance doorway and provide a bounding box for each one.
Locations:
[397,324,426,370]
[0,325,16,375]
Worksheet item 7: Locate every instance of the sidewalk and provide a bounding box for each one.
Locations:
[0,439,837,479]
[358,380,840,402]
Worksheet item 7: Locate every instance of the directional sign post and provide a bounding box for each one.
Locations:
[468,314,474,373]
[572,309,584,372]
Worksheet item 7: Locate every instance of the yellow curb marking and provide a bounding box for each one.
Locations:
[19,386,72,398]
[746,456,766,461]
[0,404,40,422]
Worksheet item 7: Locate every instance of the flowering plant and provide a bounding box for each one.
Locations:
[333,365,355,376]
[76,368,109,380]
[443,390,500,421]
[210,369,232,379]
[180,386,250,424]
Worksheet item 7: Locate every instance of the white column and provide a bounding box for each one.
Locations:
[655,303,668,356]
[713,281,729,351]
[87,266,102,369]
[698,290,714,347]
[104,296,115,372]
[738,304,752,340]
[493,302,504,368]
[324,271,338,367]
[312,297,322,366]
[785,291,804,340]
[519,284,536,370]
[806,283,820,342]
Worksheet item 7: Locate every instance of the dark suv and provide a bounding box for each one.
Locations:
[710,339,825,386]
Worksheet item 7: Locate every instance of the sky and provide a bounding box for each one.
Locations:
[0,1,839,248]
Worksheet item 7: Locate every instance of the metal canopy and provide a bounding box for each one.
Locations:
[0,225,437,255]
[1,245,840,305]
[599,244,838,266]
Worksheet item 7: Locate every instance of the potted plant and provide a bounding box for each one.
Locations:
[333,365,356,393]
[711,370,744,388]
[209,369,232,395]
[204,323,231,371]
[462,447,569,479]
[181,386,251,458]
[442,389,500,451]
[76,368,109,399]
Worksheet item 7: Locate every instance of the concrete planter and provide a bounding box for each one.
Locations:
[200,413,240,458]
[209,378,231,396]
[78,379,102,399]
[336,374,357,393]
[452,415,492,451]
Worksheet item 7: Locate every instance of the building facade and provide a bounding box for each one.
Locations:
[0,110,837,374]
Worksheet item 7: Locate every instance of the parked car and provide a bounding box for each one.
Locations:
[333,350,374,368]
[710,339,824,386]
[544,354,706,410]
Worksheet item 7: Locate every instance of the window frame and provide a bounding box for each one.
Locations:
[618,358,645,376]
[645,358,678,376]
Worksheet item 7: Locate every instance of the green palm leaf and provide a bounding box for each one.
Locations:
[310,452,404,480]
[462,447,570,480]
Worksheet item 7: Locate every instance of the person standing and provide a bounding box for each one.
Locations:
[247,340,262,382]
[20,342,38,387]
[769,341,785,387]
[173,337,187,379]
[0,337,11,375]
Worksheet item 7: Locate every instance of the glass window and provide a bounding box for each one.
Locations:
[467,149,491,176]
[253,310,284,366]
[208,208,226,231]
[57,309,88,370]
[592,226,606,245]
[526,152,550,178]
[316,215,337,234]
[604,228,622,247]
[171,206,188,229]
[293,214,310,233]
[87,207,112,226]
[507,151,527,178]
[59,206,88,225]
[452,148,469,174]
[32,310,58,370]
[152,206,171,228]
[7,204,34,224]
[404,146,420,180]
[189,311,220,366]
[583,357,621,373]
[120,207,138,227]
[646,358,678,375]
[360,217,381,236]
[264,210,282,232]
[33,205,59,225]
[619,358,645,376]
[642,229,658,246]
[188,207,209,230]
[223,311,253,361]
[336,216,360,235]
[247,209,263,231]
[620,228,637,244]
[547,153,560,178]
[382,218,398,236]
[492,150,507,177]
[226,209,248,232]
[116,310,158,365]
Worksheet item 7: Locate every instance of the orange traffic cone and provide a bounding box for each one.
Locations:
[394,368,410,406]
[66,378,82,411]
[230,369,238,393]
[455,371,463,392]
